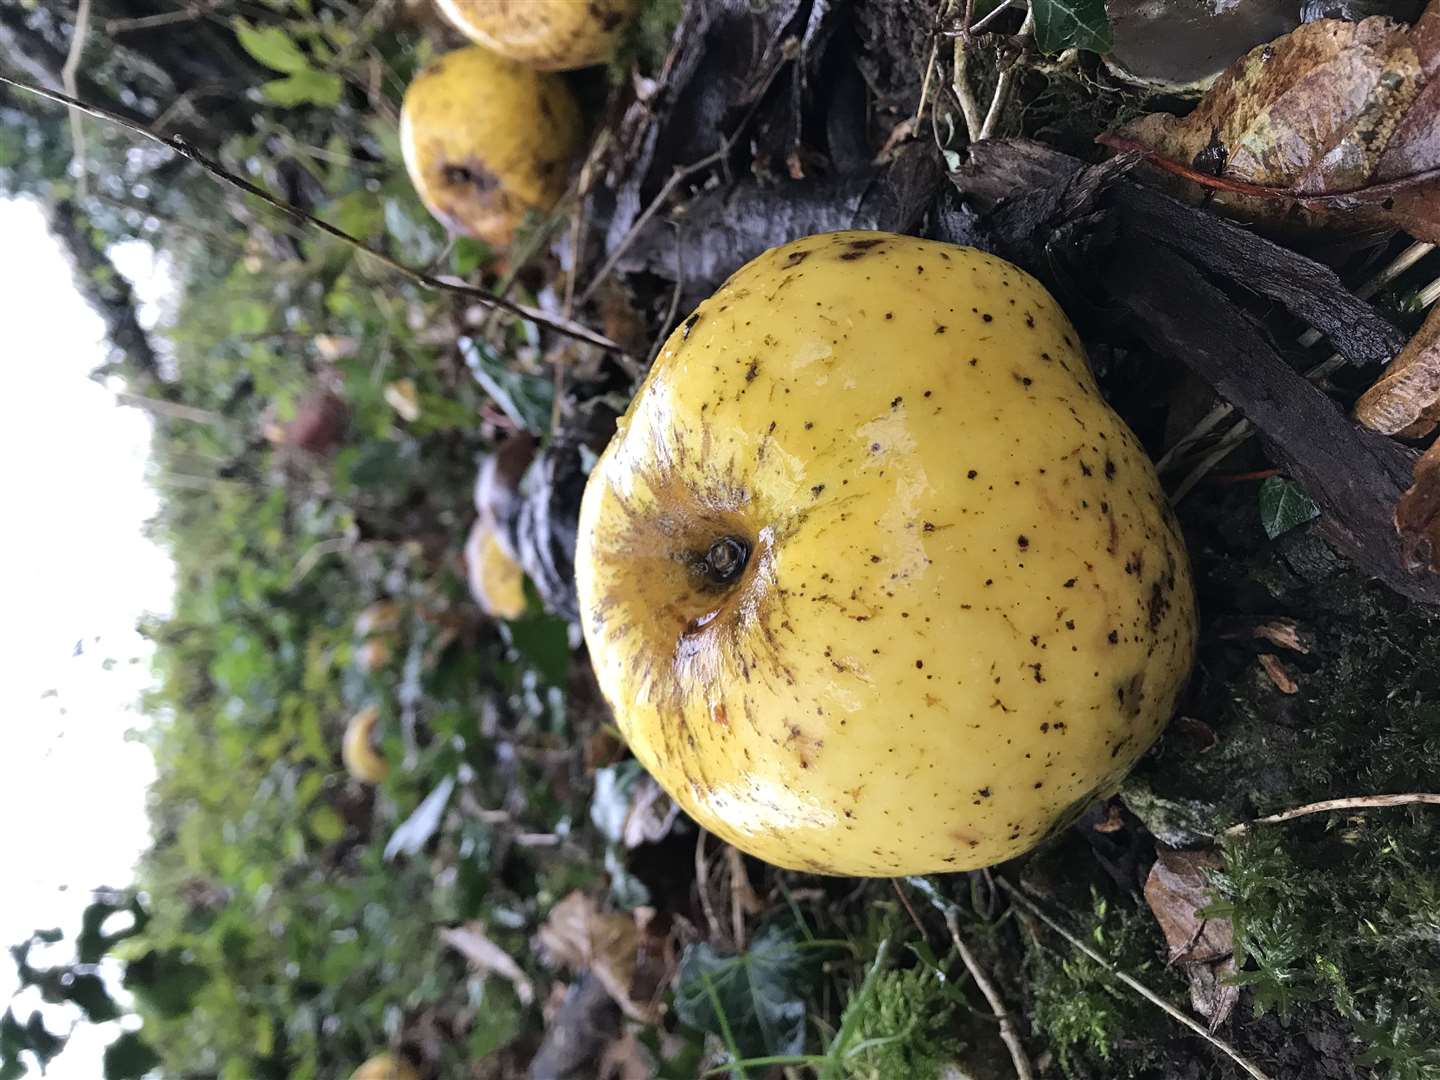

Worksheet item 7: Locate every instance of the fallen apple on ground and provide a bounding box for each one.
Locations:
[399,45,581,246]
[342,705,388,784]
[435,0,638,70]
[349,1053,419,1080]
[575,231,1197,876]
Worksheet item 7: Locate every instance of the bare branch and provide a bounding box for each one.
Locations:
[0,74,625,354]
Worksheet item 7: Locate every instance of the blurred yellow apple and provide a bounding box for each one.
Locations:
[399,45,581,246]
[465,517,527,620]
[350,1054,419,1080]
[342,705,389,784]
[575,231,1197,876]
[435,0,639,70]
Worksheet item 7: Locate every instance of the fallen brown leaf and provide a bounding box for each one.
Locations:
[1219,617,1315,654]
[1143,849,1240,1029]
[536,892,674,1023]
[1356,304,1440,437]
[1395,438,1440,571]
[439,922,535,1005]
[1107,7,1440,240]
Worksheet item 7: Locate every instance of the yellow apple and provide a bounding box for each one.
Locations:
[399,45,581,246]
[342,705,389,784]
[435,0,639,70]
[465,516,528,620]
[575,231,1197,876]
[350,1054,419,1080]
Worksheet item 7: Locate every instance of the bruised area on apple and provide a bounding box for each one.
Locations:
[576,231,1197,877]
[399,46,581,246]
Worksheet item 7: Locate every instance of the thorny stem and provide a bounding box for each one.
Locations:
[995,880,1275,1080]
[1224,793,1440,836]
[0,75,624,354]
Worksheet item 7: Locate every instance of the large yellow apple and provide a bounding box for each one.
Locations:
[575,231,1197,876]
[435,0,639,70]
[399,46,581,246]
[350,1054,419,1080]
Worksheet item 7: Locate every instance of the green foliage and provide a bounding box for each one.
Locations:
[674,921,818,1062]
[1024,891,1175,1076]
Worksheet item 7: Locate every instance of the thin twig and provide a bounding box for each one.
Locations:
[890,879,928,941]
[647,227,686,367]
[952,38,986,144]
[969,0,1019,34]
[62,0,93,200]
[107,0,223,34]
[1224,793,1440,836]
[978,7,1034,141]
[942,907,1034,1080]
[694,831,725,944]
[996,880,1273,1080]
[0,75,623,354]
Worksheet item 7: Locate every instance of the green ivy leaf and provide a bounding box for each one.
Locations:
[1031,0,1112,53]
[261,70,343,108]
[1258,476,1320,540]
[233,20,310,74]
[102,1032,162,1080]
[673,922,815,1061]
[460,338,555,435]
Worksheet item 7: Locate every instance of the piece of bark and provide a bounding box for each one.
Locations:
[1354,303,1440,434]
[951,139,1405,368]
[1105,238,1440,604]
[620,144,943,308]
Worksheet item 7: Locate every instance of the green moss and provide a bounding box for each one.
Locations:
[1212,825,1440,1077]
[610,0,685,80]
[1023,891,1178,1078]
[839,962,967,1080]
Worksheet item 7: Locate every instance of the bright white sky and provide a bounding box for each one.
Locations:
[0,198,174,1075]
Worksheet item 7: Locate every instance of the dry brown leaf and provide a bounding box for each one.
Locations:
[1219,616,1314,654]
[536,892,673,1023]
[1107,7,1440,240]
[439,922,535,1006]
[1258,653,1300,694]
[1143,849,1240,1029]
[621,777,681,849]
[1395,437,1440,571]
[599,1032,653,1080]
[1356,304,1440,436]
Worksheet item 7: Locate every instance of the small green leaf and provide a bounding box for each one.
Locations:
[451,237,492,277]
[261,70,343,108]
[1258,476,1320,540]
[1031,0,1112,54]
[233,19,310,73]
[103,1032,162,1080]
[674,922,815,1060]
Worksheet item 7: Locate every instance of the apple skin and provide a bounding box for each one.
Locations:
[349,1054,419,1080]
[435,0,639,70]
[399,46,581,246]
[574,231,1197,876]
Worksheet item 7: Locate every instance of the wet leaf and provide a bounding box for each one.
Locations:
[1032,0,1113,54]
[1109,11,1440,239]
[384,775,455,860]
[673,921,814,1060]
[1259,476,1321,539]
[537,892,673,1021]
